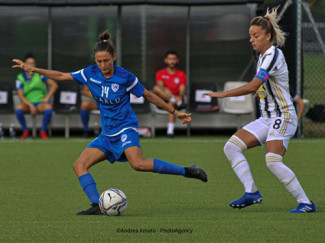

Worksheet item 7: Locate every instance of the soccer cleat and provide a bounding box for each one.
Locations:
[184,164,208,182]
[76,203,103,215]
[289,201,316,213]
[82,131,91,138]
[229,191,263,209]
[39,131,49,139]
[20,130,29,139]
[175,102,187,111]
[167,133,174,138]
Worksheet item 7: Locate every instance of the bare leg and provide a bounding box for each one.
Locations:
[124,146,207,181]
[73,147,107,176]
[73,147,107,208]
[167,101,176,135]
[124,146,154,171]
[153,85,172,102]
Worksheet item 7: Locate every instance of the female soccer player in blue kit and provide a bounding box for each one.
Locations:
[12,31,207,215]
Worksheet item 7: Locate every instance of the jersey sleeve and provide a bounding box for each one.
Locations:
[70,68,88,85]
[255,50,282,82]
[16,79,23,90]
[41,75,49,82]
[290,88,298,100]
[126,74,145,98]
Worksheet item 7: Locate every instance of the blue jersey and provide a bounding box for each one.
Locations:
[71,65,145,136]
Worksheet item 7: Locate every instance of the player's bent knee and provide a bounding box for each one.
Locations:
[153,85,160,94]
[129,159,146,171]
[81,102,89,110]
[73,160,88,174]
[16,104,24,110]
[224,136,246,156]
[265,153,283,171]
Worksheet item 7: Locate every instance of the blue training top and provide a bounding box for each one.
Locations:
[71,65,145,136]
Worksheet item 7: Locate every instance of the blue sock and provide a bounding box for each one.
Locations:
[41,109,52,131]
[15,109,28,131]
[80,110,90,132]
[78,173,100,204]
[153,158,185,176]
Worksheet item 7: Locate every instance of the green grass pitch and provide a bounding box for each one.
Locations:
[0,137,325,242]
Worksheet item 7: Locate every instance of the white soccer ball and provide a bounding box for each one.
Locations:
[99,188,128,216]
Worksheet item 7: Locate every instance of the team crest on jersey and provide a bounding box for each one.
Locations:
[111,83,119,92]
[174,78,180,84]
[257,86,267,99]
[121,134,127,142]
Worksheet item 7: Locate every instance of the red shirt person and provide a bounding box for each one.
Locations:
[153,50,187,137]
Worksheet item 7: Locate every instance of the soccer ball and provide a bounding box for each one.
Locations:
[99,188,128,216]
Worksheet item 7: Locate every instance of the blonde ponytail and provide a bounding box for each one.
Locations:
[264,7,286,47]
[251,6,287,47]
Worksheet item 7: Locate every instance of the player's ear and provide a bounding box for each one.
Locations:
[266,32,271,42]
[112,53,117,61]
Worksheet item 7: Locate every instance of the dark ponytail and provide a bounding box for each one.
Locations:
[94,30,115,56]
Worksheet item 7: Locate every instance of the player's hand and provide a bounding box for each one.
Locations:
[175,111,191,124]
[41,97,50,103]
[12,59,34,72]
[204,92,226,98]
[29,104,37,115]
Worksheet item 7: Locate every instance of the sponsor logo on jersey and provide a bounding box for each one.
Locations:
[161,75,170,79]
[174,78,180,84]
[121,134,127,142]
[90,78,102,84]
[112,83,119,92]
[94,97,121,105]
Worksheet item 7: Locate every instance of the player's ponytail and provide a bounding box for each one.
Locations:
[251,7,286,47]
[94,30,115,56]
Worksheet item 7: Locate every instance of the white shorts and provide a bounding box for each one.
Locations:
[242,117,298,150]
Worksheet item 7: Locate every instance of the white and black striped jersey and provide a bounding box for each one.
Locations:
[256,46,297,120]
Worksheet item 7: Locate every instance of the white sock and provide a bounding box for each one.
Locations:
[224,136,257,193]
[266,152,311,204]
[170,95,176,104]
[167,122,174,135]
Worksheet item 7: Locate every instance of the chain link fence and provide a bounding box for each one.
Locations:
[302,0,325,137]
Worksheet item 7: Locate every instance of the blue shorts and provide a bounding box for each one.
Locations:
[33,102,41,107]
[87,128,141,163]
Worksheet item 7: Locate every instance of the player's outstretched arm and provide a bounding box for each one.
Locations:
[143,89,191,124]
[205,78,263,98]
[12,59,74,81]
[294,96,306,120]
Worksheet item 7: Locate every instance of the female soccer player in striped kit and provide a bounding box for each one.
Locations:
[12,31,207,215]
[206,8,316,213]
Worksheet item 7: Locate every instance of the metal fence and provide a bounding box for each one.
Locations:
[302,1,325,137]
